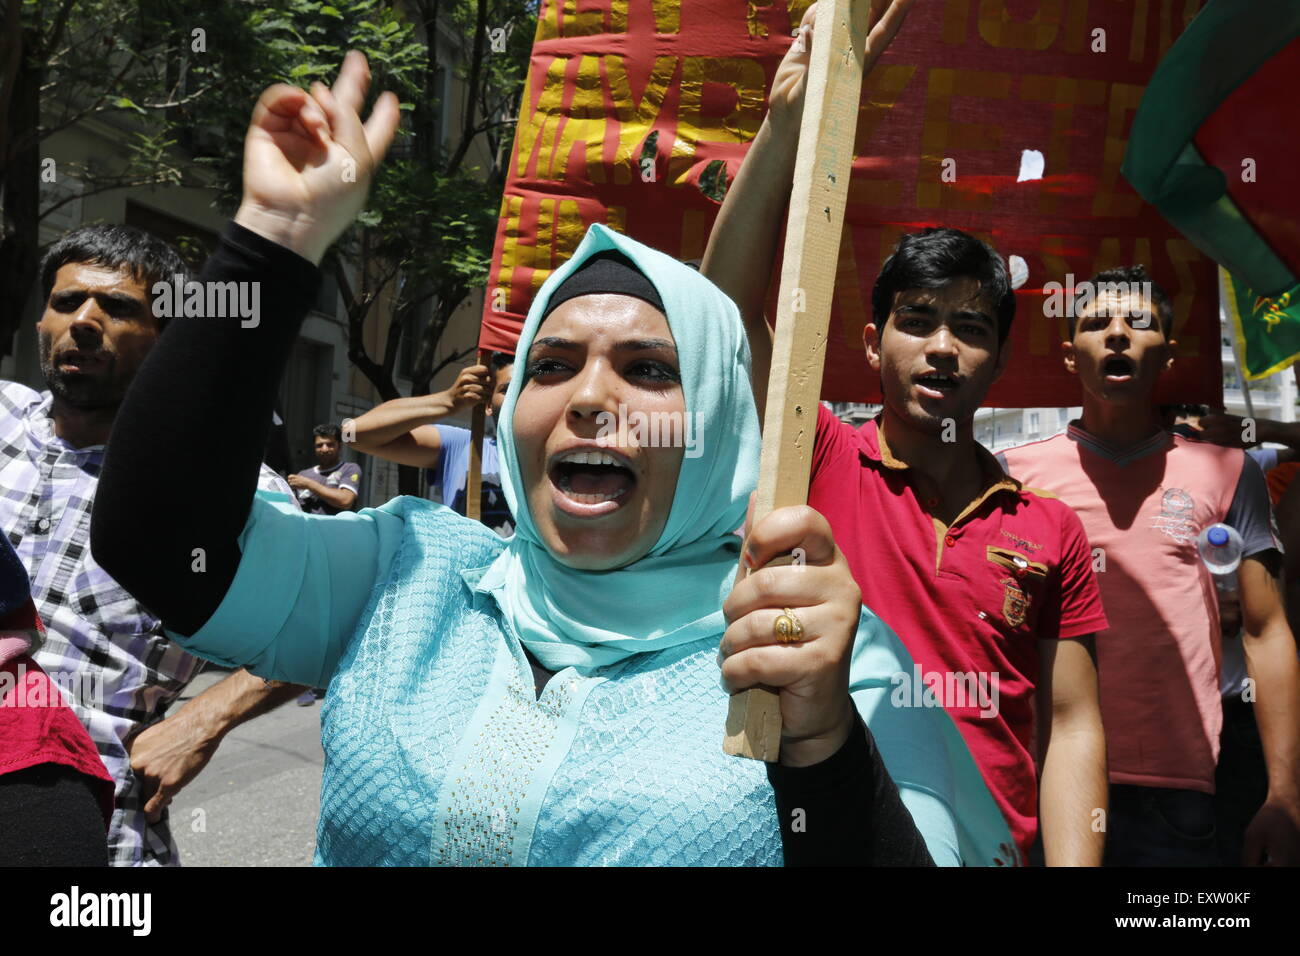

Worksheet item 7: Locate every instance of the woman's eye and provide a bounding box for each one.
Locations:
[626,360,681,384]
[524,358,572,380]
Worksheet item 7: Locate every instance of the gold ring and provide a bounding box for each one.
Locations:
[774,607,805,644]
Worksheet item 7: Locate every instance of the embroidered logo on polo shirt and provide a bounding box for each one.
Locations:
[1151,487,1197,543]
[1001,576,1029,627]
[999,529,1042,553]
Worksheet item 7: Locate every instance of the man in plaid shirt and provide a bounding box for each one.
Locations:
[1,224,306,864]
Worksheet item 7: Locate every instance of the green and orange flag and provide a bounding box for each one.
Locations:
[1124,0,1300,383]
[1221,267,1300,381]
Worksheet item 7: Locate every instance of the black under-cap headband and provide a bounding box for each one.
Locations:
[541,250,666,320]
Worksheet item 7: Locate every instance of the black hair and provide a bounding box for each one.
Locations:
[1068,264,1173,338]
[39,224,188,329]
[489,350,515,371]
[871,228,1015,345]
[313,423,342,442]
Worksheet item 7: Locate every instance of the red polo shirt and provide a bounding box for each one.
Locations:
[810,406,1107,858]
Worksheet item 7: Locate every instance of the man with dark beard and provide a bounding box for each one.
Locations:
[0,224,305,865]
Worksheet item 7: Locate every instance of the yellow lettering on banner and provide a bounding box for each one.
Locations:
[851,63,920,206]
[856,63,918,154]
[497,195,587,306]
[1061,0,1089,54]
[978,0,1064,50]
[525,54,677,184]
[1128,0,1149,62]
[787,0,815,32]
[608,0,630,33]
[1034,235,1074,353]
[668,58,766,188]
[1165,237,1200,354]
[537,0,561,42]
[918,68,1010,210]
[495,194,525,308]
[655,0,680,34]
[942,0,971,45]
[1018,73,1107,215]
[1092,237,1152,309]
[557,0,611,38]
[835,231,869,350]
[1158,0,1175,60]
[609,55,678,184]
[515,57,571,179]
[849,178,903,208]
[607,0,678,34]
[545,55,610,181]
[1091,82,1144,218]
[748,2,770,39]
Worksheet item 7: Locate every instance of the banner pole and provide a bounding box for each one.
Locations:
[723,0,870,762]
[467,348,490,522]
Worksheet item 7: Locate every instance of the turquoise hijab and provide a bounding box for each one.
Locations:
[472,223,1016,865]
[476,223,759,673]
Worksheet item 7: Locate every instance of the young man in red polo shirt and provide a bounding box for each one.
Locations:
[702,2,1107,865]
[1000,268,1300,866]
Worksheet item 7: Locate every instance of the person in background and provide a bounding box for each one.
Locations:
[1001,266,1300,866]
[2,223,307,864]
[350,354,515,537]
[289,423,362,515]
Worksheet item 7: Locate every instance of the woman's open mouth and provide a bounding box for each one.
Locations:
[548,447,637,517]
[1101,355,1136,384]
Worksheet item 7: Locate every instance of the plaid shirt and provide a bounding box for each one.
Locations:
[0,380,296,865]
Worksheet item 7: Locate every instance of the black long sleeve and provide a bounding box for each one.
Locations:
[91,223,320,636]
[767,715,936,866]
[90,224,936,869]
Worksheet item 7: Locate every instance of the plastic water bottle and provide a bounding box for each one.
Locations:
[1199,523,1248,697]
[1197,523,1244,575]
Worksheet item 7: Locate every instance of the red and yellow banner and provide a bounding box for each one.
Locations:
[481,0,1220,407]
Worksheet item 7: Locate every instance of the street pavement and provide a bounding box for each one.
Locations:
[169,667,324,867]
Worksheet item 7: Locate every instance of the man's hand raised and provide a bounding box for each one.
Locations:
[234,50,401,265]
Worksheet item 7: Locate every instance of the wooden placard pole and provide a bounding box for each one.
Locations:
[723,0,870,762]
[466,347,490,521]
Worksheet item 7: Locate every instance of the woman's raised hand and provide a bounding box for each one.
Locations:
[720,503,862,767]
[768,0,918,136]
[234,51,401,265]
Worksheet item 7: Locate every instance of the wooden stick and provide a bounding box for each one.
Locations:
[466,347,490,521]
[723,0,870,762]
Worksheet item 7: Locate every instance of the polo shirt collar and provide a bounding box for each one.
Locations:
[1066,421,1170,467]
[862,416,1022,495]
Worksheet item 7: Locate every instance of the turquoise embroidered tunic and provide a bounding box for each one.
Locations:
[166,491,1010,866]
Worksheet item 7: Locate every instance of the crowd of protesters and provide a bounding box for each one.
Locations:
[2,0,1297,867]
